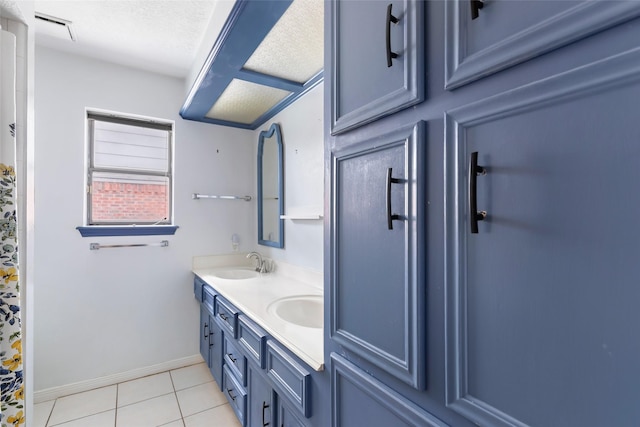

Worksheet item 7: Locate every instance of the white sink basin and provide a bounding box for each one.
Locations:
[210,268,260,280]
[268,295,323,329]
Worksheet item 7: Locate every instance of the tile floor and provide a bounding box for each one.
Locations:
[33,363,242,427]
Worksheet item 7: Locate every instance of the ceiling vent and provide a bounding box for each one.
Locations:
[34,12,77,42]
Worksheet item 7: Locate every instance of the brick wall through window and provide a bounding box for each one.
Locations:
[91,181,168,222]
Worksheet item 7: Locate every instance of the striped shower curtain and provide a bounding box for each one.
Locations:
[0,29,23,426]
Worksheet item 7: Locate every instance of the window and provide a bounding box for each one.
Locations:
[78,111,176,236]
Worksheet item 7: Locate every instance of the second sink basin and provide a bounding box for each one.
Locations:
[210,268,260,280]
[268,295,323,329]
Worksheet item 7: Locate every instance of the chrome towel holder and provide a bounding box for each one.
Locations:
[192,193,252,201]
[90,240,169,250]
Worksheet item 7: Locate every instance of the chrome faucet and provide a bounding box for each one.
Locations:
[247,251,266,273]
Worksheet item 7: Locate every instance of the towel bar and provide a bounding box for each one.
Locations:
[89,240,169,250]
[192,193,252,201]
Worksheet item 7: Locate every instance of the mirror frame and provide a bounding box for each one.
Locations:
[257,123,284,248]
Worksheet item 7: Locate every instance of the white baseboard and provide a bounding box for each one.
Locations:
[34,354,204,404]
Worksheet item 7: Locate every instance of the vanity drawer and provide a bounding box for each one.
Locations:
[202,286,216,314]
[266,340,311,418]
[224,335,247,386]
[238,314,267,368]
[193,276,205,303]
[223,365,247,426]
[215,296,239,338]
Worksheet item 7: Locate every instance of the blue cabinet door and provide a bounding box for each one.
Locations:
[444,0,640,89]
[279,399,307,427]
[330,122,426,389]
[444,47,640,426]
[246,364,273,427]
[330,0,424,134]
[330,353,446,427]
[199,305,211,367]
[208,313,223,389]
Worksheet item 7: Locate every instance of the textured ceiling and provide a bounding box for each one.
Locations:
[33,0,220,78]
[0,0,26,21]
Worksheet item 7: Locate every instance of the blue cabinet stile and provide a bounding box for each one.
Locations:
[326,0,640,426]
[200,286,223,388]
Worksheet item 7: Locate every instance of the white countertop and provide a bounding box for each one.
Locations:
[192,255,324,371]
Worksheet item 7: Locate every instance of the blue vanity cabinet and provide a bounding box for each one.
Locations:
[330,122,426,390]
[195,276,329,427]
[330,0,424,134]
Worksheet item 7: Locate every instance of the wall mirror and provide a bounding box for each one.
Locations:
[258,123,284,248]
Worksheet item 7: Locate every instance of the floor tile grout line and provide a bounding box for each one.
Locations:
[117,390,176,409]
[46,408,115,427]
[115,390,182,427]
[45,384,119,426]
[168,368,177,392]
[44,399,56,427]
[156,410,185,427]
[174,390,186,422]
[168,368,188,424]
[42,364,215,427]
[114,382,119,427]
[182,401,230,422]
[174,379,223,422]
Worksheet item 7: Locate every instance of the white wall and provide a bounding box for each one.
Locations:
[253,83,324,272]
[33,46,255,393]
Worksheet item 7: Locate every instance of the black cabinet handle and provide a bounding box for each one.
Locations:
[227,353,237,363]
[219,313,228,321]
[208,330,214,348]
[386,4,399,67]
[470,0,484,20]
[469,152,487,233]
[226,387,236,401]
[262,401,270,426]
[203,323,209,339]
[386,168,402,230]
